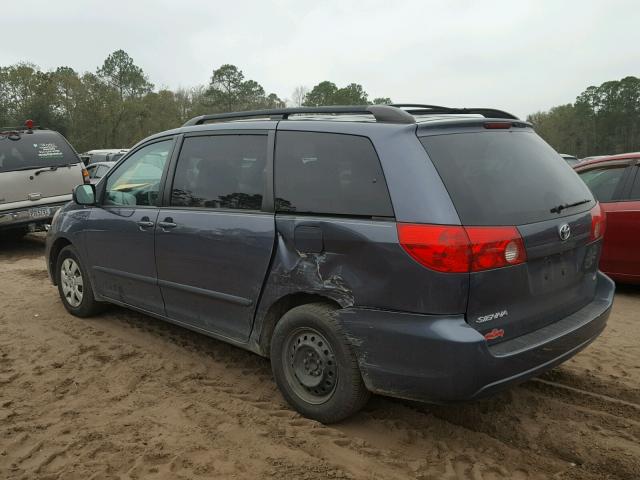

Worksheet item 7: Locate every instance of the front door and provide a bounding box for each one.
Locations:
[85,138,174,315]
[155,133,275,341]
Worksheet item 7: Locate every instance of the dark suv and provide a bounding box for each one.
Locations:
[45,105,614,423]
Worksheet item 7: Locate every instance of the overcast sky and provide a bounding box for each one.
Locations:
[1,0,638,118]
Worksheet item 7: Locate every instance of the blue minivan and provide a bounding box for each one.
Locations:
[46,105,614,423]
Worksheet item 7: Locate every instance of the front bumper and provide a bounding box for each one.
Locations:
[0,202,67,231]
[338,272,615,403]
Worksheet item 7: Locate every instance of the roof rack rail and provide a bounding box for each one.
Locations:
[390,104,519,120]
[0,126,41,132]
[182,105,415,127]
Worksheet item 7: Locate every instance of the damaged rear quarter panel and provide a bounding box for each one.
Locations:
[250,215,469,351]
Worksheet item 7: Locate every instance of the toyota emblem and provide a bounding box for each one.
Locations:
[558,223,571,241]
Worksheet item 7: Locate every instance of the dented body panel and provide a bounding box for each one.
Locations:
[248,215,470,353]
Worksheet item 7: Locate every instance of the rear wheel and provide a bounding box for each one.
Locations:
[56,245,103,317]
[270,303,370,423]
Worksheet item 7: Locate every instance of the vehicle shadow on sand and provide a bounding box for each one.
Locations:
[0,233,46,260]
[615,282,640,297]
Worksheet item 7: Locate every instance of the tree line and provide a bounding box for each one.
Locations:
[3,49,637,158]
[0,50,392,153]
[527,76,640,157]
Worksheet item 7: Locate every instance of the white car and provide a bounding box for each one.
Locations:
[81,149,129,165]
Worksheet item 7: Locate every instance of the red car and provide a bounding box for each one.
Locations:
[574,153,640,284]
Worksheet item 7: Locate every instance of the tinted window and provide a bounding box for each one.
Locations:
[0,131,79,173]
[275,131,393,217]
[578,166,627,202]
[629,168,640,200]
[105,140,172,206]
[420,131,594,226]
[171,135,266,210]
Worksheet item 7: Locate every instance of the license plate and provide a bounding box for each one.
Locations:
[29,207,51,218]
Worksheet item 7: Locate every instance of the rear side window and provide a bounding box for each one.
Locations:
[0,131,79,173]
[275,131,393,217]
[626,167,640,200]
[578,166,627,202]
[420,131,594,226]
[171,135,267,211]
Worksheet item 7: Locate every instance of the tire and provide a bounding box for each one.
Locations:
[270,303,370,423]
[55,245,103,317]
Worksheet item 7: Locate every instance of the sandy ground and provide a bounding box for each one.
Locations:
[0,234,639,480]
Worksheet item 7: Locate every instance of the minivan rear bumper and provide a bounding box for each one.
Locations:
[338,272,614,403]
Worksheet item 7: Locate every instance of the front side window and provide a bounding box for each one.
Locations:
[275,131,393,217]
[578,166,627,203]
[171,135,267,210]
[104,140,172,206]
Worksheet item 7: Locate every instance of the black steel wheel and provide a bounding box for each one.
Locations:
[282,327,338,404]
[270,303,370,423]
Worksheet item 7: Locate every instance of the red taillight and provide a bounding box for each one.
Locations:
[466,226,527,271]
[484,122,511,129]
[590,203,606,241]
[397,224,471,273]
[82,168,90,184]
[397,223,527,273]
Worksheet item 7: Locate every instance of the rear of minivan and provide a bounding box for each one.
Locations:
[339,119,614,402]
[0,128,86,235]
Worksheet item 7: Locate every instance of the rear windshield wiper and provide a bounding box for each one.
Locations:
[34,165,60,176]
[550,199,591,214]
[34,163,75,176]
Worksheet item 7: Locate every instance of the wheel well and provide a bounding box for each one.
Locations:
[49,238,72,284]
[258,293,341,356]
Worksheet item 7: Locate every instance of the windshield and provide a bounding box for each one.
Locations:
[0,131,79,173]
[420,130,595,225]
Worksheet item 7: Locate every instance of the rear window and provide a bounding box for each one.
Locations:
[0,131,79,173]
[420,131,594,225]
[275,131,393,217]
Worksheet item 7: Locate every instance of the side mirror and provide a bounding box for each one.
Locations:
[73,184,96,205]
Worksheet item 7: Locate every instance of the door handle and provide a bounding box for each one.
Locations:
[137,218,155,229]
[158,218,177,230]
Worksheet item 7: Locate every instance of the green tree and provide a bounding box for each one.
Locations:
[528,76,640,157]
[303,81,373,106]
[334,83,368,104]
[303,81,339,106]
[205,64,282,112]
[97,49,152,100]
[372,97,392,105]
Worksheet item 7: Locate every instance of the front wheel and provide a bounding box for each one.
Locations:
[270,303,370,423]
[56,245,103,317]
